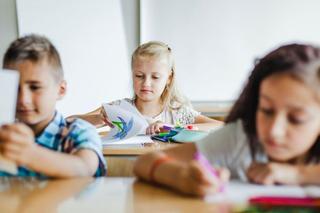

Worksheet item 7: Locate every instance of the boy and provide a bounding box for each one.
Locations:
[0,34,106,177]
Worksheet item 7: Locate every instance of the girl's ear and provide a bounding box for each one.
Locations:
[57,80,67,100]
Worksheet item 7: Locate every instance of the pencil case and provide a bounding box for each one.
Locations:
[171,129,208,142]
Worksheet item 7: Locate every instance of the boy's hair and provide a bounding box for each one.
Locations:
[3,34,64,82]
[226,43,320,163]
[131,41,189,110]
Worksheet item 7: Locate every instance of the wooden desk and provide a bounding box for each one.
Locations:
[104,141,178,177]
[0,177,232,213]
[103,141,178,156]
[1,177,316,212]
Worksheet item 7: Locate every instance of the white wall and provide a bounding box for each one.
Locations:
[4,0,320,115]
[0,0,18,68]
[141,0,320,102]
[16,0,138,116]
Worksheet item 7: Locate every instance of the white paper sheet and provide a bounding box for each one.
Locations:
[0,70,19,125]
[101,100,150,145]
[103,135,153,147]
[205,181,320,204]
[0,69,19,175]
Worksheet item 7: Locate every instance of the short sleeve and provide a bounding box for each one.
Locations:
[174,105,200,125]
[195,120,254,181]
[68,119,106,177]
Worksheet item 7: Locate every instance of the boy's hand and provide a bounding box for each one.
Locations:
[247,162,300,185]
[146,121,164,135]
[177,161,229,197]
[0,123,38,167]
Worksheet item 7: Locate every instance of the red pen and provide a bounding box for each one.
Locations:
[249,196,320,207]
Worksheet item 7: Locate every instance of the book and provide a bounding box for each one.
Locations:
[101,100,150,146]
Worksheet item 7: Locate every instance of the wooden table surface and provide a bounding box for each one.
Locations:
[103,141,179,177]
[0,177,236,213]
[103,141,178,156]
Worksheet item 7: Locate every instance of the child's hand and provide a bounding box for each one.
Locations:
[0,123,38,167]
[100,106,114,128]
[177,161,229,197]
[146,121,164,135]
[247,162,300,185]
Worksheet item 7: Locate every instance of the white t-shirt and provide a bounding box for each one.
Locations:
[108,98,200,125]
[195,119,268,181]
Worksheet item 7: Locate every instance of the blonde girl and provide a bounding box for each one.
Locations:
[72,41,222,134]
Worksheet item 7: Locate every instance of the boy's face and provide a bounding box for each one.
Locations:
[256,73,320,163]
[7,60,66,133]
[132,56,172,103]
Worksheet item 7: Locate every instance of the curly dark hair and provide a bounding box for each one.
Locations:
[226,43,320,163]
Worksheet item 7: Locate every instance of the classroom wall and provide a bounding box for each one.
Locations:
[141,0,320,102]
[0,0,18,68]
[13,0,140,116]
[120,0,140,58]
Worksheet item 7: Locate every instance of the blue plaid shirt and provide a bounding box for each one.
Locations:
[0,111,106,178]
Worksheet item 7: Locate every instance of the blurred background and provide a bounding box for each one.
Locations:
[1,0,320,117]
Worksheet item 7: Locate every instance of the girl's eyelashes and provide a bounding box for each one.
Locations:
[134,73,161,79]
[135,74,144,78]
[288,115,306,125]
[288,112,310,125]
[258,106,274,116]
[259,105,309,125]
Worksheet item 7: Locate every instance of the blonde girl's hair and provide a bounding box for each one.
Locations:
[131,41,190,110]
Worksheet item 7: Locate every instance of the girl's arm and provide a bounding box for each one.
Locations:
[134,143,226,196]
[67,107,106,128]
[192,115,224,131]
[247,162,320,185]
[300,165,320,184]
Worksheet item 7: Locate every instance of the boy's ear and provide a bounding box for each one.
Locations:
[57,80,67,100]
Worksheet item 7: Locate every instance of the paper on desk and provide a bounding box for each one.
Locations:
[103,135,153,146]
[0,69,19,175]
[101,100,149,145]
[205,181,320,204]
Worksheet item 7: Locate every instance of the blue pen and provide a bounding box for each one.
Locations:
[194,152,224,192]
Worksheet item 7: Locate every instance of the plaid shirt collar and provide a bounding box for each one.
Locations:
[36,111,65,149]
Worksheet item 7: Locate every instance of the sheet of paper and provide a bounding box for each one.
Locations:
[0,69,19,175]
[0,70,19,125]
[102,100,149,144]
[205,181,320,204]
[103,135,153,146]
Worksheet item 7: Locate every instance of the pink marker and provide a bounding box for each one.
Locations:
[194,152,224,192]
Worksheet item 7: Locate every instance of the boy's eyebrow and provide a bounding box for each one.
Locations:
[25,80,42,84]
